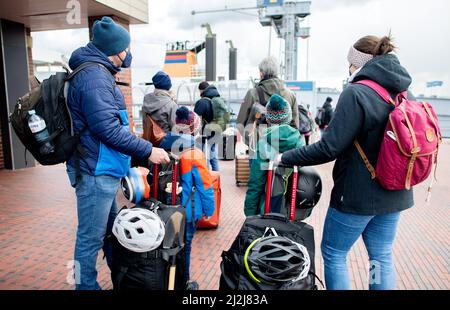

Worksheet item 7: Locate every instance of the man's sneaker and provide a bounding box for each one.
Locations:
[186,281,199,290]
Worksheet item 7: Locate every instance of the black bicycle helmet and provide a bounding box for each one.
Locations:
[244,236,310,285]
[295,166,322,209]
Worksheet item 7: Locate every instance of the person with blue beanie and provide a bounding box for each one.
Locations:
[92,16,130,56]
[142,71,178,133]
[66,16,170,290]
[152,71,172,90]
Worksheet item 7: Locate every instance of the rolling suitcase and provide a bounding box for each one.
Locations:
[112,157,188,290]
[220,162,320,290]
[235,155,250,186]
[219,131,237,160]
[197,171,222,229]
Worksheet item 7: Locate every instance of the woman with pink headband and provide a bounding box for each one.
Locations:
[279,35,414,290]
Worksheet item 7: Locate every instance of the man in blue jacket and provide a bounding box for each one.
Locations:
[66,16,170,290]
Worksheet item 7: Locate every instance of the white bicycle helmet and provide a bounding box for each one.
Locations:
[113,208,165,253]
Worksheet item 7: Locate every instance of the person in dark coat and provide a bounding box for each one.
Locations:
[194,81,220,171]
[66,16,170,290]
[278,35,414,290]
[320,97,334,130]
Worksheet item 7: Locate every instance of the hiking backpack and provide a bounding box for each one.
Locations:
[219,214,318,290]
[205,96,231,132]
[9,62,106,167]
[220,162,321,291]
[250,86,275,126]
[111,201,188,290]
[353,80,442,191]
[298,105,313,135]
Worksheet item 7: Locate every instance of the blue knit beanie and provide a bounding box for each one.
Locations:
[152,71,172,90]
[92,16,130,56]
[266,94,292,125]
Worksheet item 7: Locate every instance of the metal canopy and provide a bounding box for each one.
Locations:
[0,0,149,32]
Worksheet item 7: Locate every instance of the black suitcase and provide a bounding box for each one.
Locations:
[220,162,320,290]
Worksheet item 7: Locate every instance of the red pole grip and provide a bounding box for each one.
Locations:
[290,166,299,221]
[265,161,274,214]
[152,165,158,199]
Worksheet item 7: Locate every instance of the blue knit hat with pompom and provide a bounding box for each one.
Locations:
[266,94,292,125]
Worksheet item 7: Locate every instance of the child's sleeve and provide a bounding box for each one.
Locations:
[191,150,215,217]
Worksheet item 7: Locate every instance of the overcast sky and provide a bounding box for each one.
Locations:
[32,0,450,96]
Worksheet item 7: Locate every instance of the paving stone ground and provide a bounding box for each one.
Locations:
[0,144,449,290]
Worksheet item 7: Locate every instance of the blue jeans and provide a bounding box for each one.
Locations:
[205,141,219,172]
[321,207,400,290]
[185,221,197,280]
[67,167,120,290]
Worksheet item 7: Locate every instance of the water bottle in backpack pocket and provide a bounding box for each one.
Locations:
[27,110,55,155]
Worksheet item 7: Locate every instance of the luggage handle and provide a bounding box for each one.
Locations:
[151,153,180,203]
[264,161,299,221]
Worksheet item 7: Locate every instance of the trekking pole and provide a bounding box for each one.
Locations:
[290,166,299,221]
[265,161,274,214]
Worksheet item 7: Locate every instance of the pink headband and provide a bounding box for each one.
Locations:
[347,45,373,69]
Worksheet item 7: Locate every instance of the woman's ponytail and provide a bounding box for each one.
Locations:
[373,36,396,56]
[353,35,397,56]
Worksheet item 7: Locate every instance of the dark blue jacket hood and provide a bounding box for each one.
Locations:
[69,42,120,75]
[354,54,412,94]
[202,86,220,99]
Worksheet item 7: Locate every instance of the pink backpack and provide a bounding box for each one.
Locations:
[353,80,442,191]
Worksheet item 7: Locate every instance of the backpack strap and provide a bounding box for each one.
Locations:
[354,140,376,180]
[352,79,396,180]
[256,86,267,107]
[67,62,116,89]
[66,62,109,80]
[354,80,395,105]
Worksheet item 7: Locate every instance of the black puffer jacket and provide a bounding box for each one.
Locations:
[282,54,414,215]
[194,86,220,124]
[320,101,334,128]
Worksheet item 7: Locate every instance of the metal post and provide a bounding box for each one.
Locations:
[283,8,297,81]
[229,47,237,80]
[205,35,216,82]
